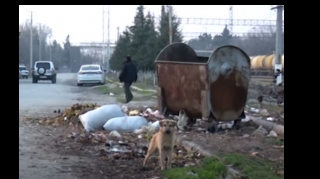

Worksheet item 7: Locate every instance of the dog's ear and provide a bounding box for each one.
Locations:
[159,120,164,127]
[171,120,177,127]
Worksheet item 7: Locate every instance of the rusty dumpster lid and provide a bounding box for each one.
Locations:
[155,42,199,63]
[207,45,251,83]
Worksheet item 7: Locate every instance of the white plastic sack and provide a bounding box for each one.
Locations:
[151,121,160,130]
[79,104,126,132]
[103,116,148,132]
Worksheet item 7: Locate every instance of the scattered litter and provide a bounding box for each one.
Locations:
[241,116,251,122]
[267,130,278,137]
[133,128,146,134]
[109,93,114,96]
[109,130,121,138]
[129,110,139,116]
[266,117,274,121]
[177,110,188,130]
[250,151,259,157]
[252,125,268,137]
[259,109,269,117]
[218,122,233,130]
[186,171,198,177]
[250,107,259,113]
[150,121,160,131]
[184,162,195,167]
[121,105,128,113]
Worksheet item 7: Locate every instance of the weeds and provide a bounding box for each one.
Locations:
[163,157,227,179]
[97,85,122,95]
[164,153,283,179]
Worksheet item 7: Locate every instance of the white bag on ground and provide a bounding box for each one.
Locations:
[151,121,160,131]
[79,104,126,132]
[103,116,148,132]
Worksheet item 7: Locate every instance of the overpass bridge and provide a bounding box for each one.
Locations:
[73,42,213,57]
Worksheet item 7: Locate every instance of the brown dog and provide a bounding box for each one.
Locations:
[143,119,177,170]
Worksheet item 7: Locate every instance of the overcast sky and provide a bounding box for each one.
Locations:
[19,5,284,45]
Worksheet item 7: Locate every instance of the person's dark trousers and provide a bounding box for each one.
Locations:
[124,82,133,103]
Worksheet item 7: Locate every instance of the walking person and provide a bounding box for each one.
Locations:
[119,55,138,103]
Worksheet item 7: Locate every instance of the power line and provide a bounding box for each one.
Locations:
[183,32,278,38]
[175,18,284,26]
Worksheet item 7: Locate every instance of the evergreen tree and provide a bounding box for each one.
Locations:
[136,11,158,70]
[188,33,214,50]
[109,29,131,71]
[212,25,232,46]
[157,5,183,50]
[128,5,148,68]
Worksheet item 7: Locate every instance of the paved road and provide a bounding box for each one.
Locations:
[19,73,111,117]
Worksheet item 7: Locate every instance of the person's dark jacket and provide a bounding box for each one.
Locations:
[119,61,138,83]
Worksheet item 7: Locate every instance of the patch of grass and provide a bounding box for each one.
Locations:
[116,94,156,103]
[24,117,40,122]
[97,85,122,95]
[117,97,126,103]
[222,153,282,179]
[134,82,154,90]
[164,154,282,179]
[107,76,118,82]
[105,77,155,93]
[266,138,284,146]
[163,157,227,179]
[135,90,156,95]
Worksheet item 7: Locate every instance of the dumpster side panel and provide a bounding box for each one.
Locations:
[157,63,208,118]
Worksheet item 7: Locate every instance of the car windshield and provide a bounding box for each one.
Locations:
[81,66,100,71]
[36,63,51,69]
[19,67,27,71]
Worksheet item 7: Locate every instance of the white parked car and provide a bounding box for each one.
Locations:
[19,65,29,79]
[77,64,106,86]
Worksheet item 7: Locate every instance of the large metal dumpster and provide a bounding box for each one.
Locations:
[155,43,251,122]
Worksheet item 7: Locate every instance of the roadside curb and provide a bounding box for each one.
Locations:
[105,77,156,93]
[175,135,244,178]
[175,135,214,156]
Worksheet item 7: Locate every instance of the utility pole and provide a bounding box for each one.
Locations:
[168,5,173,44]
[271,5,284,85]
[49,35,52,61]
[30,12,33,69]
[117,27,120,42]
[229,5,233,34]
[39,23,42,61]
[102,6,105,66]
[107,6,110,72]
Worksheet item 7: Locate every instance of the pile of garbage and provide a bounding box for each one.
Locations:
[38,103,100,126]
[66,129,204,167]
[245,105,284,123]
[39,102,284,138]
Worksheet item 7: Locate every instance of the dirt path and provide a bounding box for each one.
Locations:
[19,73,156,179]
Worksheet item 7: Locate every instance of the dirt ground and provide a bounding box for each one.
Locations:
[19,75,283,179]
[22,116,284,179]
[177,123,284,170]
[19,74,157,179]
